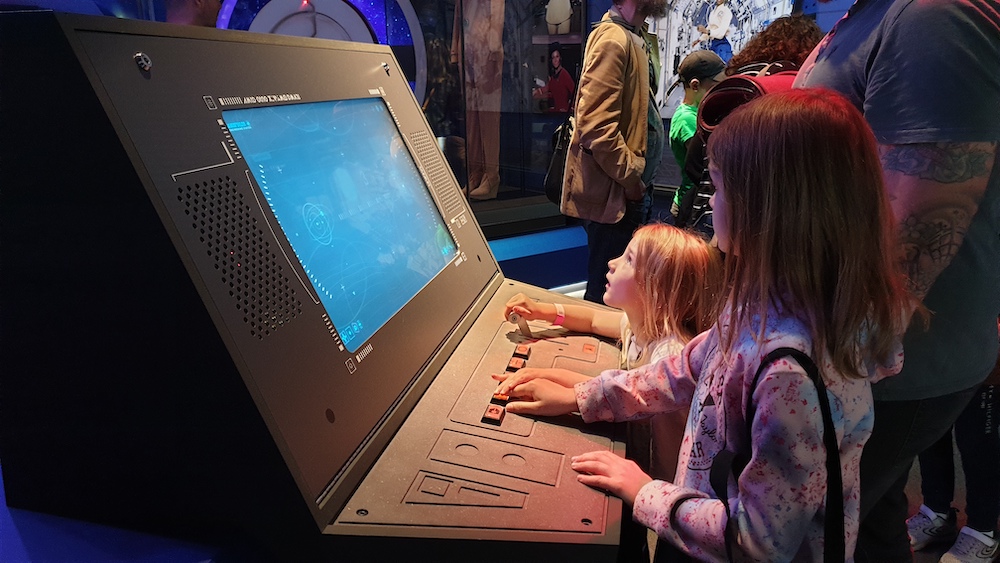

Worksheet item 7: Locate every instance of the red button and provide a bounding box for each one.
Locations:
[482,404,505,425]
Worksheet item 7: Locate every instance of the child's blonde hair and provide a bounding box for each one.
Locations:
[631,224,724,344]
[707,88,910,377]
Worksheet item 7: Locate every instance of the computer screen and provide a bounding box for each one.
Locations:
[223,98,458,352]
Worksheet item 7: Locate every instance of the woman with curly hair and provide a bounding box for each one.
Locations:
[726,14,824,74]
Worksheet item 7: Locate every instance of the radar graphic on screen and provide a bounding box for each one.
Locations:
[223,98,458,352]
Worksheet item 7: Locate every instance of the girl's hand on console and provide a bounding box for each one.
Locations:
[503,293,546,322]
[496,377,579,417]
[491,368,589,396]
[571,450,653,506]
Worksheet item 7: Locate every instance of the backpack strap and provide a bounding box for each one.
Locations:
[709,347,846,563]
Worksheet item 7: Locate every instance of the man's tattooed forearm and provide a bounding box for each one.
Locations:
[881,143,991,184]
[898,210,969,298]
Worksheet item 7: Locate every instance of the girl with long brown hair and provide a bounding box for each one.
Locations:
[497,89,913,560]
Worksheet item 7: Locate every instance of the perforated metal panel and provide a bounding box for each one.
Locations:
[176,176,302,339]
[408,130,463,217]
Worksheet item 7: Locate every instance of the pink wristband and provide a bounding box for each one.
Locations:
[553,303,565,326]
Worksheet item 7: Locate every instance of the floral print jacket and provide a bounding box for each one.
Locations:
[575,306,903,561]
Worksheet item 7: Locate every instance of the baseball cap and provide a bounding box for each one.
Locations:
[678,50,727,84]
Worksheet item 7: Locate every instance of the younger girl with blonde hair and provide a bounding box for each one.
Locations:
[504,223,722,374]
[501,223,723,481]
[497,89,912,561]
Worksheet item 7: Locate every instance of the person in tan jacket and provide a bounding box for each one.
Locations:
[561,0,665,304]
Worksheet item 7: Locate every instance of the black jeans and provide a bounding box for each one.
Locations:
[583,190,652,304]
[854,385,980,562]
[919,384,1000,533]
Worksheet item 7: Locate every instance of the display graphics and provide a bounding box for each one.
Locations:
[223,98,458,352]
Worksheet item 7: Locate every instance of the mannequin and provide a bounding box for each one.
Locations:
[545,0,572,35]
[452,0,505,200]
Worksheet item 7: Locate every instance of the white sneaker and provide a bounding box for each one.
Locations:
[907,504,958,550]
[940,527,1000,563]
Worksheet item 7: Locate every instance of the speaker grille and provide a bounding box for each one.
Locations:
[408,130,462,217]
[177,177,303,339]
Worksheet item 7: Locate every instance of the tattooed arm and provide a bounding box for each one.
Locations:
[880,141,997,302]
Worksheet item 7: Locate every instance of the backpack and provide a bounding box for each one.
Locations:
[674,63,799,232]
